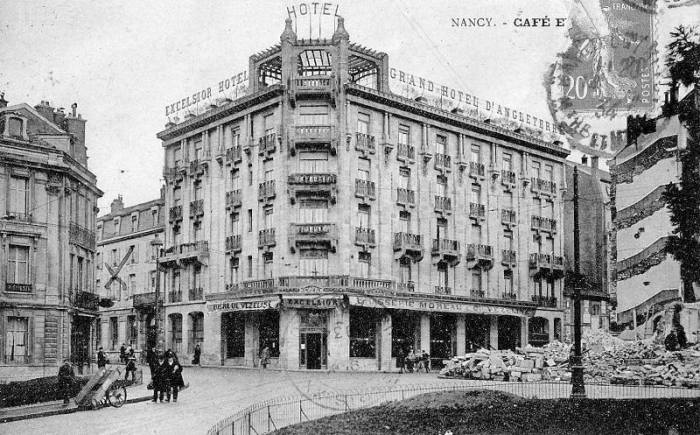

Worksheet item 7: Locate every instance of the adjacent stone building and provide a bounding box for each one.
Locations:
[156,18,569,370]
[95,195,164,360]
[0,94,102,380]
[562,158,612,342]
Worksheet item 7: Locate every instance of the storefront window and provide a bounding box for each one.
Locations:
[224,312,245,358]
[349,307,376,358]
[391,312,417,357]
[258,311,280,357]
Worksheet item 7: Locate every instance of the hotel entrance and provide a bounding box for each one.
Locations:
[300,331,326,369]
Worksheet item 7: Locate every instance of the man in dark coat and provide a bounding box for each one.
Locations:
[192,344,201,366]
[151,354,169,403]
[397,348,406,374]
[57,359,75,405]
[165,354,184,402]
[119,344,126,364]
[147,346,158,379]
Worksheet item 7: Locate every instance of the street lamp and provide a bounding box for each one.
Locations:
[150,236,164,352]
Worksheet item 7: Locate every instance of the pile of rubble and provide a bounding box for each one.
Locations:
[439,330,700,387]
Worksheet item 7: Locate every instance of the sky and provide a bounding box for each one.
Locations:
[1,0,698,212]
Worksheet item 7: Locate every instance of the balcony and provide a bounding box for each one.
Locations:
[502,292,517,300]
[133,292,160,310]
[532,295,557,308]
[293,125,336,155]
[529,253,565,278]
[288,173,338,203]
[258,228,276,249]
[5,283,33,293]
[189,199,204,218]
[355,227,376,249]
[289,223,338,252]
[467,244,494,270]
[226,190,242,210]
[355,179,376,201]
[3,212,32,223]
[163,166,182,182]
[355,133,376,156]
[434,153,452,172]
[169,290,182,303]
[290,76,336,106]
[434,196,452,215]
[502,249,517,268]
[225,234,242,253]
[161,241,209,267]
[531,215,557,234]
[435,286,452,295]
[531,177,557,198]
[188,159,207,177]
[393,232,424,261]
[169,205,183,223]
[258,180,276,202]
[501,170,516,189]
[258,133,277,158]
[469,162,485,181]
[69,222,96,251]
[501,209,517,227]
[397,143,416,164]
[72,291,99,311]
[470,289,485,298]
[189,287,204,301]
[396,188,416,208]
[469,202,485,222]
[225,146,243,165]
[431,238,461,266]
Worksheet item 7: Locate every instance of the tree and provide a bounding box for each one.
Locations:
[662,26,700,303]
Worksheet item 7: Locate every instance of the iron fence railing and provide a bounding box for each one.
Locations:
[206,381,700,435]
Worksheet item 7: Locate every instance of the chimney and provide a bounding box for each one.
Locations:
[34,100,55,121]
[54,107,66,127]
[591,156,599,170]
[65,103,88,166]
[581,155,588,165]
[0,92,7,109]
[110,196,124,214]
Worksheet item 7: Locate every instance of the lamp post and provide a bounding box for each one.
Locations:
[571,166,586,398]
[150,237,164,352]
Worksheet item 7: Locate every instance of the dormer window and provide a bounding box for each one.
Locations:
[1,114,29,140]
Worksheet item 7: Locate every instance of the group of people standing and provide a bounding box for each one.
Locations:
[396,348,431,373]
[147,347,185,403]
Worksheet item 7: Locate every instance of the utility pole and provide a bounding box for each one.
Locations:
[150,237,164,352]
[571,166,587,398]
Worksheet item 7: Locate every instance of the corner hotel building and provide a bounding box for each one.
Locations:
[156,18,569,370]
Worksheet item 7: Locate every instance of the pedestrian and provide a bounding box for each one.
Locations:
[151,353,169,403]
[126,342,133,358]
[421,350,430,373]
[259,345,270,369]
[165,353,185,403]
[57,359,75,406]
[397,348,406,374]
[665,330,679,351]
[192,344,201,366]
[125,355,138,382]
[119,343,126,364]
[147,346,158,379]
[97,347,107,369]
[406,349,415,373]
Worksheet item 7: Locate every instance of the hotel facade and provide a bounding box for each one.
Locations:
[156,18,569,370]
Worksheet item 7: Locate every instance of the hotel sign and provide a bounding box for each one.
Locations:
[207,297,279,312]
[283,295,344,309]
[349,296,534,317]
[165,70,249,118]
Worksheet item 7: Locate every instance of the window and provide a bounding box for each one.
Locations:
[110,317,119,350]
[150,271,156,290]
[97,223,103,240]
[264,114,275,136]
[299,199,328,223]
[96,252,102,269]
[504,231,513,251]
[231,174,240,191]
[399,167,411,188]
[193,221,202,241]
[437,217,447,240]
[358,251,370,276]
[471,270,482,292]
[247,209,253,232]
[398,125,410,146]
[173,147,182,167]
[9,176,29,215]
[299,151,329,173]
[194,139,203,161]
[299,249,328,275]
[113,218,120,234]
[188,313,204,354]
[544,164,554,182]
[259,311,280,357]
[225,313,245,358]
[399,257,412,284]
[502,153,512,172]
[471,145,481,163]
[127,315,137,346]
[130,245,139,263]
[437,262,448,288]
[531,161,541,179]
[247,255,253,278]
[349,307,376,358]
[173,186,182,207]
[263,252,273,277]
[152,209,159,225]
[471,184,481,204]
[230,258,239,285]
[590,302,601,316]
[264,207,273,229]
[171,315,183,353]
[231,212,240,234]
[358,204,370,228]
[546,277,555,298]
[357,158,370,183]
[7,118,23,138]
[471,224,482,245]
[436,134,447,154]
[8,245,30,284]
[171,270,181,294]
[437,175,447,197]
[77,257,84,291]
[131,215,138,232]
[5,317,29,364]
[504,270,513,293]
[248,166,253,186]
[298,105,330,125]
[357,113,370,135]
[96,279,101,293]
[399,210,411,233]
[231,128,240,149]
[128,274,136,298]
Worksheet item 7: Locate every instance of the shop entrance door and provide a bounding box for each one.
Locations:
[300,332,326,369]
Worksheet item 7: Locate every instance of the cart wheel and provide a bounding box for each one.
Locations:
[106,386,127,408]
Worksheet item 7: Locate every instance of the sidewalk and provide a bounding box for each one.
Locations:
[0,373,153,424]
